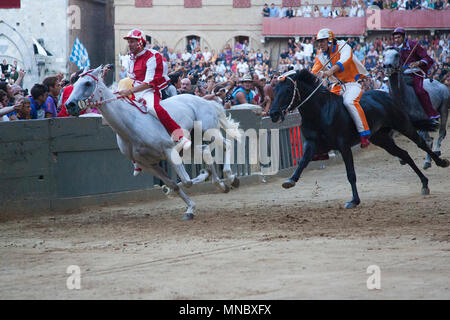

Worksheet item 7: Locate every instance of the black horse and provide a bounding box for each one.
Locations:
[269,69,449,209]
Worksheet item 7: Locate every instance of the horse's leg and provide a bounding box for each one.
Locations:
[143,163,196,220]
[202,144,230,193]
[398,122,450,168]
[212,134,239,188]
[164,148,193,188]
[282,140,315,189]
[370,128,431,195]
[434,102,448,157]
[337,143,360,209]
[419,130,433,169]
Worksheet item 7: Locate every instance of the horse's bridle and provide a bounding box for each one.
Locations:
[77,69,149,114]
[279,72,325,115]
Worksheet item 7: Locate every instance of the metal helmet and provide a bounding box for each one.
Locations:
[316,28,335,43]
[392,27,406,37]
[124,29,146,49]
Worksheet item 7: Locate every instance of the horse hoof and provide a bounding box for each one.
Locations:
[399,159,406,165]
[441,159,450,168]
[423,162,431,170]
[222,184,230,193]
[344,201,359,209]
[421,187,430,195]
[231,177,240,189]
[182,213,194,221]
[282,179,296,189]
[162,185,171,195]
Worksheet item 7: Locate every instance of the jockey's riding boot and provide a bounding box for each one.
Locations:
[175,136,192,153]
[133,161,142,176]
[430,119,439,126]
[360,136,371,148]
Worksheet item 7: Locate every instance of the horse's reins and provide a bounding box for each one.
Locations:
[282,39,349,114]
[79,70,149,114]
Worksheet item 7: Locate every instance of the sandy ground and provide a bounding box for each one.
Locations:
[0,134,449,300]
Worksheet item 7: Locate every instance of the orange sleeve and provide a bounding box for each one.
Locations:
[311,56,323,75]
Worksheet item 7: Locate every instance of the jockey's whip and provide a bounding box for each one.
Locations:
[401,40,420,70]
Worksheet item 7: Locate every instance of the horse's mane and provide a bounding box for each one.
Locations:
[297,69,330,95]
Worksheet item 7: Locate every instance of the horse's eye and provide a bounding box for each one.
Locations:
[85,82,91,87]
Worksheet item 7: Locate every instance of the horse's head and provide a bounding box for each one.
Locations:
[269,70,300,123]
[65,65,103,116]
[383,47,400,75]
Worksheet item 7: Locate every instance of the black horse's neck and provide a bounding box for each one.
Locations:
[295,71,332,124]
[388,71,404,99]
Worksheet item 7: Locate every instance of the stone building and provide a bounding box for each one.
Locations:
[0,0,114,90]
[113,0,328,78]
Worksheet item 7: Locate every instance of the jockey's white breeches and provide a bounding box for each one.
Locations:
[134,89,158,118]
[332,82,370,136]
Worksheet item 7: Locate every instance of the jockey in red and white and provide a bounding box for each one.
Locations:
[118,29,191,176]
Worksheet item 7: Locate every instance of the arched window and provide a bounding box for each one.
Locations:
[234,36,250,54]
[186,35,201,53]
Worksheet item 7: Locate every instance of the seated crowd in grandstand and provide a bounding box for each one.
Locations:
[1,29,449,121]
[262,0,450,19]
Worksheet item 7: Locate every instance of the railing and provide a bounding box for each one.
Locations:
[0,110,303,213]
[262,9,450,37]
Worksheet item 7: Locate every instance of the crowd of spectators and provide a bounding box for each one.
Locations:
[262,0,450,19]
[1,27,449,122]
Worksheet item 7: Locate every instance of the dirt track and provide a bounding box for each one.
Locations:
[0,134,449,299]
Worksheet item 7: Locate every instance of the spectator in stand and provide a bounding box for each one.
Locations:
[390,0,399,8]
[357,1,366,16]
[373,0,384,8]
[302,1,313,17]
[406,0,416,9]
[42,76,61,118]
[349,1,358,16]
[231,74,254,105]
[262,3,270,17]
[269,3,280,17]
[279,5,287,18]
[203,47,212,63]
[285,7,295,18]
[354,43,365,62]
[434,0,444,9]
[301,39,314,63]
[29,84,48,120]
[119,65,127,80]
[321,5,332,17]
[313,5,321,17]
[178,78,193,94]
[0,59,10,79]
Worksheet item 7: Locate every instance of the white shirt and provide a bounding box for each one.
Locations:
[181,52,192,62]
[203,51,212,62]
[294,51,304,61]
[357,5,365,17]
[349,6,358,17]
[215,63,226,75]
[237,62,249,74]
[302,6,312,17]
[301,43,314,57]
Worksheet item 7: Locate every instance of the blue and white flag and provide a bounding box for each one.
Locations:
[70,38,90,69]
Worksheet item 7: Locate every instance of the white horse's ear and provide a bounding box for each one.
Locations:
[92,65,103,77]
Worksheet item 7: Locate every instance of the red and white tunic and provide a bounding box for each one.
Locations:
[127,48,170,93]
[125,48,182,138]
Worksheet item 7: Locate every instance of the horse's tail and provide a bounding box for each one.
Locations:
[211,101,242,140]
[412,119,439,132]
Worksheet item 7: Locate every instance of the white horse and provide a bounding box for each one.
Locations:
[65,65,242,220]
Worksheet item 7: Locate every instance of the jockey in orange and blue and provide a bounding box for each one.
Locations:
[118,29,191,176]
[312,28,371,148]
